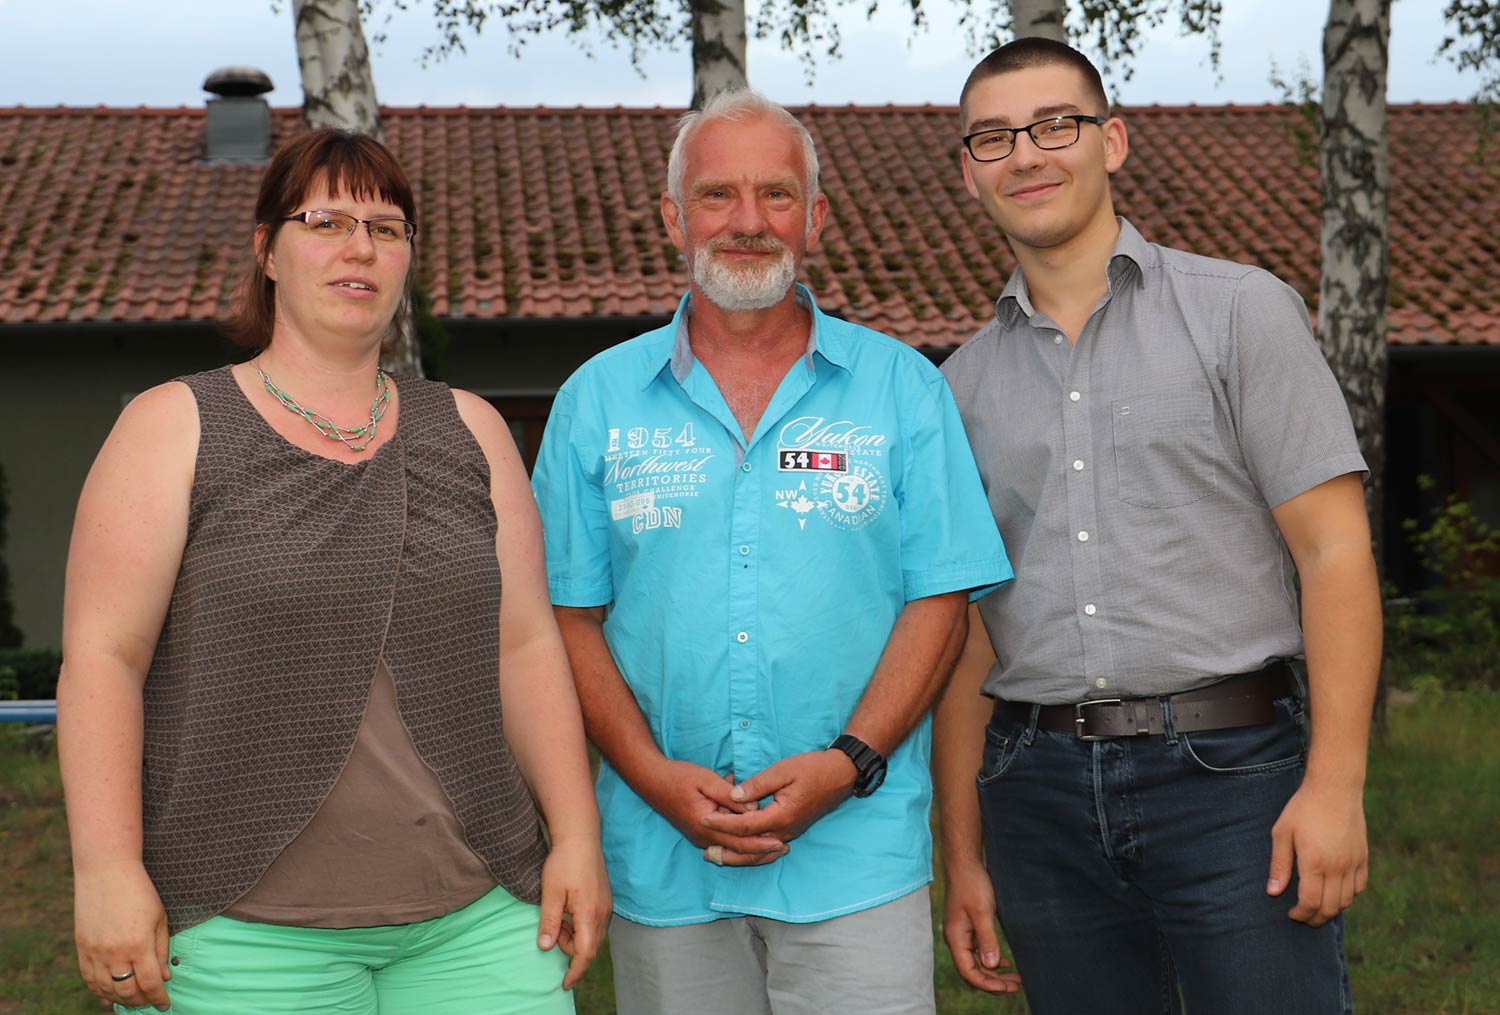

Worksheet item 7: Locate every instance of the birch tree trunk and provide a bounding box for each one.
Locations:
[1320,0,1390,726]
[691,0,748,108]
[1011,0,1067,41]
[291,0,423,376]
[1320,0,1390,556]
[292,0,382,136]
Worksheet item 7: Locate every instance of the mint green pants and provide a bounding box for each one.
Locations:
[119,885,573,1014]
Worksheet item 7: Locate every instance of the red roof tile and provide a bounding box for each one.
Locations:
[1,103,1495,346]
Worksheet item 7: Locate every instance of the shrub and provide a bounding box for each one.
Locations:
[1384,483,1500,690]
[0,649,62,699]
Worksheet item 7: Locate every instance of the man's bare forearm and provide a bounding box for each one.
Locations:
[1270,474,1381,788]
[934,602,997,868]
[843,591,968,757]
[553,605,667,792]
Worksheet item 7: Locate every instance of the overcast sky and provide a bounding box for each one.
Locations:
[0,0,1481,110]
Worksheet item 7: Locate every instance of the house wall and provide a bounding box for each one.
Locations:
[4,318,1490,650]
[443,316,667,470]
[0,317,654,650]
[0,324,238,650]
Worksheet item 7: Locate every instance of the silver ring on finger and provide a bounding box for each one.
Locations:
[110,969,136,982]
[707,844,725,866]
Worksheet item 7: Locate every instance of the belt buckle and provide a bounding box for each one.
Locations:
[1074,698,1123,741]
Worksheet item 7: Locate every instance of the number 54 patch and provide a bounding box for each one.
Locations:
[778,450,847,472]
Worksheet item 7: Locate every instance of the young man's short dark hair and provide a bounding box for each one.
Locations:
[960,37,1111,122]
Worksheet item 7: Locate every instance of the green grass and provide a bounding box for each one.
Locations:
[0,731,82,1015]
[4,694,1498,1014]
[1342,690,1500,1014]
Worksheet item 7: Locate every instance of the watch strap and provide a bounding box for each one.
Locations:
[829,733,887,797]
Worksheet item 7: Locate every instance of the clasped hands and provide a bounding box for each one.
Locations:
[646,750,857,867]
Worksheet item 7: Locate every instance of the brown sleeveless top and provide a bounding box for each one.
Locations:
[141,366,546,933]
[223,659,499,927]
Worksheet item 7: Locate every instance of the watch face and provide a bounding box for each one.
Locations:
[855,760,887,797]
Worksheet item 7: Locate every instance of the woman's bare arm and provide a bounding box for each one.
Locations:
[453,390,610,989]
[58,381,197,1010]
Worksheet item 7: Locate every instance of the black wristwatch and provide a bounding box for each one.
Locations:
[828,734,887,797]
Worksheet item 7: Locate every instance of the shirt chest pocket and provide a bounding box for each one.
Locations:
[1110,391,1217,509]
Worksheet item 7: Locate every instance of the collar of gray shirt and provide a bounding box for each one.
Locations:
[994,217,1151,326]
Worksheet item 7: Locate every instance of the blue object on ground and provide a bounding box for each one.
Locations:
[0,699,57,723]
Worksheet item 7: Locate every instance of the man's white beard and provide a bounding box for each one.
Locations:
[692,241,797,312]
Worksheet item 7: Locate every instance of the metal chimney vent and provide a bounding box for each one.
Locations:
[203,67,274,162]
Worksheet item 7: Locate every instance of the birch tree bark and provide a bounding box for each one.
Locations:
[1011,0,1067,40]
[292,0,382,136]
[1319,0,1391,559]
[291,0,423,376]
[691,0,748,107]
[1321,0,1390,727]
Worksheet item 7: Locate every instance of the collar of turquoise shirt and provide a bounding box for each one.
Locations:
[641,283,855,391]
[994,215,1151,325]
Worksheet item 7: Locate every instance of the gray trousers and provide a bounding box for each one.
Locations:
[608,886,935,1015]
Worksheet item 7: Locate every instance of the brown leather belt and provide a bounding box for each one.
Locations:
[994,662,1292,741]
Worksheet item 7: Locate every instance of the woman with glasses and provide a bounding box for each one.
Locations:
[57,128,608,1014]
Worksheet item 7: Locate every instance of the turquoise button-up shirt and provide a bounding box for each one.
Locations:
[533,288,1012,926]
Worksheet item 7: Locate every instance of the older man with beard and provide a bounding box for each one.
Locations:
[531,90,1011,1015]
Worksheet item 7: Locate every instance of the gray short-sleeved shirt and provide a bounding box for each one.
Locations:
[941,218,1367,705]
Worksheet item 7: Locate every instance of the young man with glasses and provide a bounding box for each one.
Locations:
[935,37,1380,1014]
[532,90,1011,1015]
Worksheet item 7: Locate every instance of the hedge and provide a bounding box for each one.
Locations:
[0,648,62,700]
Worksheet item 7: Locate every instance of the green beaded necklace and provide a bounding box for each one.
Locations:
[258,366,390,453]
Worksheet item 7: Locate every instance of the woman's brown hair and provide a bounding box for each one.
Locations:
[221,128,418,350]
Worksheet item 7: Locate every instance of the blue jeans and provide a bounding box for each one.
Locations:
[977,692,1352,1015]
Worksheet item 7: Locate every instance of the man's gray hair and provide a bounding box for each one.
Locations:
[666,90,822,209]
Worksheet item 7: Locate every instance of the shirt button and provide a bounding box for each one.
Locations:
[1077,530,1090,542]
[1084,604,1097,616]
[736,631,749,643]
[1069,391,1081,402]
[741,462,753,473]
[739,719,751,730]
[1072,459,1085,471]
[738,545,750,556]
[1096,678,1108,689]
[1053,334,1063,345]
